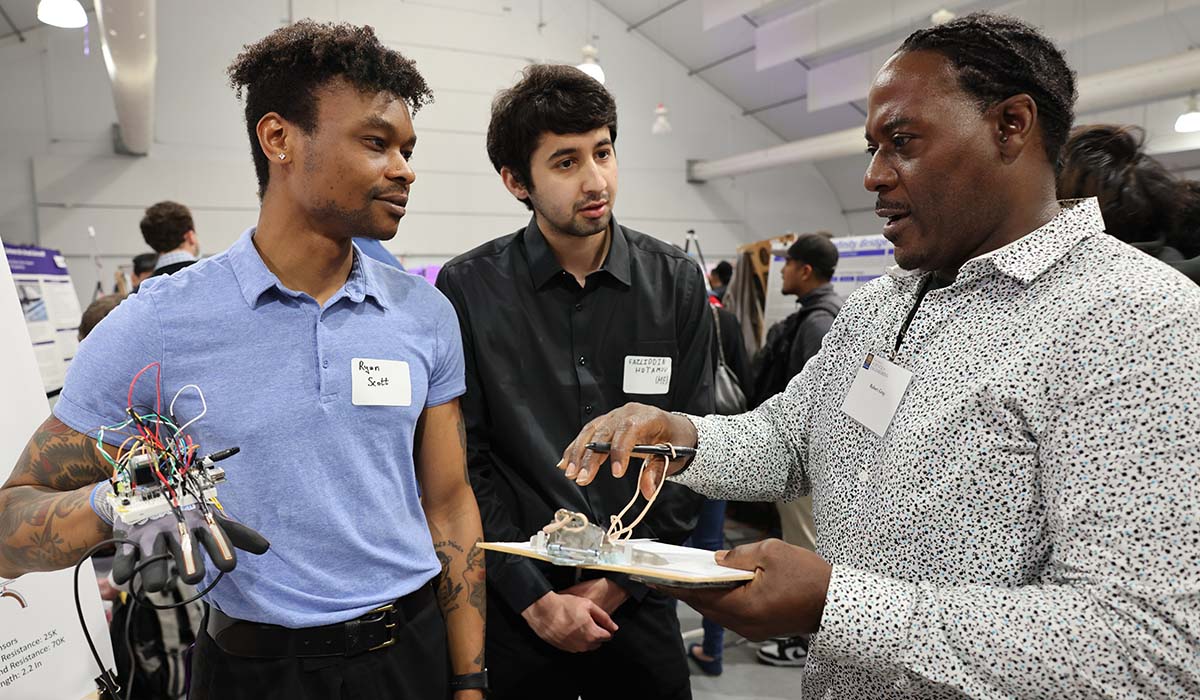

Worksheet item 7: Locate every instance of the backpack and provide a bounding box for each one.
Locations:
[109,581,203,699]
[749,299,840,408]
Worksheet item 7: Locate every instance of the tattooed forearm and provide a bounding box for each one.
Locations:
[433,539,465,615]
[464,539,485,621]
[0,486,110,577]
[418,401,485,675]
[0,416,112,578]
[463,539,486,668]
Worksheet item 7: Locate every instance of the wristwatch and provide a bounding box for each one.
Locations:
[449,669,489,694]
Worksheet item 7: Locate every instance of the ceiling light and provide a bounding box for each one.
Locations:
[576,44,605,85]
[37,0,88,28]
[1177,95,1200,133]
[651,103,672,135]
[930,8,955,25]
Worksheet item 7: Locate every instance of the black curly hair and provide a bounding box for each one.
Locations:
[227,21,433,199]
[140,201,194,253]
[487,64,617,211]
[898,13,1077,170]
[1058,125,1184,248]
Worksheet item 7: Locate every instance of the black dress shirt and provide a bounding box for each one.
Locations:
[437,217,715,614]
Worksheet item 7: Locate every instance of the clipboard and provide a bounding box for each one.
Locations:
[479,540,754,588]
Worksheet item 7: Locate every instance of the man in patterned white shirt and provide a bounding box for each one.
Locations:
[561,12,1199,700]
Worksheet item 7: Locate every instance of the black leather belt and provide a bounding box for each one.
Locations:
[205,582,435,658]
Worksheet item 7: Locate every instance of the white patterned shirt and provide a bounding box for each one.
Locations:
[673,199,1200,699]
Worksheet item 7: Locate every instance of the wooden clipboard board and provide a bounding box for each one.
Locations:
[479,540,754,588]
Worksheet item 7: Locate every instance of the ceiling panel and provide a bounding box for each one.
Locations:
[634,0,755,70]
[754,97,864,142]
[701,50,807,114]
[814,153,874,211]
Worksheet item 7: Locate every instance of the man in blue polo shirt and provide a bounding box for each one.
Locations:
[0,22,486,700]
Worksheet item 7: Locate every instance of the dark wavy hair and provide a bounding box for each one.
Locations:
[140,201,194,253]
[227,21,433,199]
[899,13,1077,170]
[1057,125,1183,248]
[487,64,617,210]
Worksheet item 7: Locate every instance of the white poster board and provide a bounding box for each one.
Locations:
[3,244,83,394]
[830,234,896,300]
[0,236,113,700]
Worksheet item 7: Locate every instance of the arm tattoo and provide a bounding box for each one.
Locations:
[464,540,485,636]
[0,417,111,576]
[456,414,469,484]
[433,539,464,615]
[16,417,110,490]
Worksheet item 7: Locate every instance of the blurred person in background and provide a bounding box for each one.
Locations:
[1058,124,1200,284]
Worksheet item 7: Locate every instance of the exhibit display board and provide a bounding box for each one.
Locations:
[829,234,896,300]
[0,235,113,700]
[762,233,897,329]
[2,244,82,394]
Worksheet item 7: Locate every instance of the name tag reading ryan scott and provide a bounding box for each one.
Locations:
[351,358,413,406]
[840,352,913,437]
[623,355,672,395]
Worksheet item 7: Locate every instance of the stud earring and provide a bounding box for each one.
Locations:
[999,134,1009,143]
[278,153,286,160]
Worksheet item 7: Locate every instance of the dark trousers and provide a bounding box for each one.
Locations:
[189,601,448,699]
[487,584,691,700]
[686,498,727,660]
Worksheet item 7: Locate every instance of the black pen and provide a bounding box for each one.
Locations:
[585,442,696,459]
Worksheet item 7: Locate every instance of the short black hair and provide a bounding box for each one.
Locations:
[1057,125,1182,247]
[712,260,733,285]
[227,21,433,199]
[79,294,125,341]
[132,252,158,275]
[787,233,839,279]
[140,201,194,253]
[487,64,618,210]
[898,12,1077,170]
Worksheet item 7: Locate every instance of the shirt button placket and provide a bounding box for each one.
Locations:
[315,308,333,401]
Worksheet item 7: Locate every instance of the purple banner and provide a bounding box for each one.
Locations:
[4,244,69,277]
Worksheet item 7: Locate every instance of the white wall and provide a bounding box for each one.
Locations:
[0,0,848,309]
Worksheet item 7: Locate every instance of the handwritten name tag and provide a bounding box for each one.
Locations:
[623,355,672,395]
[840,353,912,437]
[351,358,412,406]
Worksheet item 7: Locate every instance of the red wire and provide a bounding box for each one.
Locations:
[126,362,164,444]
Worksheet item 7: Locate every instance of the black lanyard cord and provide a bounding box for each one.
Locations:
[891,274,944,361]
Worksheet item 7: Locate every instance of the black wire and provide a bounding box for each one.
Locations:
[123,595,136,700]
[74,538,135,694]
[74,538,225,689]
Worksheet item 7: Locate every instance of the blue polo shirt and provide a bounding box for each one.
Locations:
[55,229,464,628]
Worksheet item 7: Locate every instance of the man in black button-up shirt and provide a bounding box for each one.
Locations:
[437,65,713,699]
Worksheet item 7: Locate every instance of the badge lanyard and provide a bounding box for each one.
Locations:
[890,274,943,363]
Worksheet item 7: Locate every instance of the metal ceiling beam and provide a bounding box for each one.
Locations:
[688,45,753,75]
[0,3,26,42]
[690,49,1200,181]
[743,93,806,116]
[626,0,688,32]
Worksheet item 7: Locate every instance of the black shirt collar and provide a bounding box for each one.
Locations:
[522,215,632,289]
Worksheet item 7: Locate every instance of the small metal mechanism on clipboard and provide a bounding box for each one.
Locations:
[530,443,692,567]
